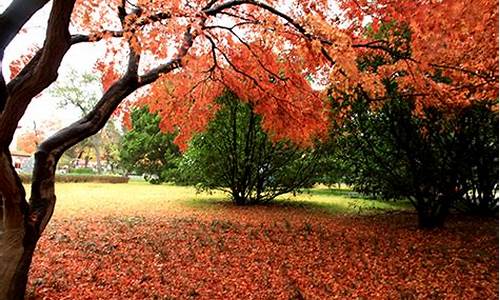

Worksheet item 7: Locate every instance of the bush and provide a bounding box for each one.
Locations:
[170,92,319,205]
[331,95,498,228]
[453,101,499,215]
[19,174,129,184]
[69,167,95,174]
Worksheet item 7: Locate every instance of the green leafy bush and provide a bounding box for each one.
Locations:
[332,95,498,227]
[69,167,95,174]
[170,92,319,205]
[119,106,180,184]
[19,174,129,184]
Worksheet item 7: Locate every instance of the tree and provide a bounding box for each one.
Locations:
[332,94,498,228]
[120,106,180,184]
[49,69,120,174]
[15,120,62,155]
[327,19,498,227]
[15,123,46,154]
[453,101,499,216]
[0,0,497,298]
[173,92,318,204]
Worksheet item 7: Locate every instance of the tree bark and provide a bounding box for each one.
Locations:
[93,134,102,174]
[0,224,38,300]
[0,149,36,300]
[0,1,198,298]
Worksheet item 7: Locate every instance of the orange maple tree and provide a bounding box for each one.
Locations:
[133,0,498,147]
[16,132,45,154]
[0,0,497,299]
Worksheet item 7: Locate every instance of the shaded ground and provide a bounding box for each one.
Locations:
[27,183,498,299]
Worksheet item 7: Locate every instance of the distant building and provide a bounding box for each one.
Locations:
[11,150,31,170]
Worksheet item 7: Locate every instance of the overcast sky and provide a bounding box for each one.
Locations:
[2,1,106,135]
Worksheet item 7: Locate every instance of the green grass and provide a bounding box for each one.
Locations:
[31,182,409,217]
[276,187,411,214]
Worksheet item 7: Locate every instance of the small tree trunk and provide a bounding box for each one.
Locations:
[94,144,102,174]
[93,134,102,174]
[232,192,246,205]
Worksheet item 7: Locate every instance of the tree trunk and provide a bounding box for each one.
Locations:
[0,146,59,300]
[93,134,102,174]
[94,144,101,174]
[416,199,450,229]
[0,150,37,300]
[0,223,38,300]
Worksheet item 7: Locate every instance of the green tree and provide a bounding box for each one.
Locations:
[328,20,498,228]
[173,92,318,205]
[453,101,499,215]
[332,92,498,227]
[119,106,180,184]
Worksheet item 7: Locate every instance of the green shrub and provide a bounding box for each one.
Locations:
[119,106,180,184]
[69,167,95,174]
[170,91,319,205]
[19,174,129,184]
[331,96,498,227]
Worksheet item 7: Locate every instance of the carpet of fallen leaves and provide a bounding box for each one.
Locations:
[26,186,498,300]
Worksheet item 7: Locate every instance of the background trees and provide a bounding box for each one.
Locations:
[120,106,180,184]
[50,69,122,174]
[15,123,47,155]
[172,92,318,204]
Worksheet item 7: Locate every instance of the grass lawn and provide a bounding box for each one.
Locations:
[40,182,409,218]
[27,182,498,299]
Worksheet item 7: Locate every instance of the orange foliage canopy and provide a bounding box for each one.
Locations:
[134,0,497,148]
[16,131,45,154]
[13,0,497,149]
[337,0,499,109]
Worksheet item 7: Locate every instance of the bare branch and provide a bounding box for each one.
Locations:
[204,0,307,36]
[204,24,282,81]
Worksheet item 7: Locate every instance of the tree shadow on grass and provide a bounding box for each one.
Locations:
[303,187,372,199]
[181,187,412,216]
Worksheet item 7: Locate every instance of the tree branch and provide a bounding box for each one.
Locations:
[0,0,76,147]
[139,26,196,85]
[0,0,50,113]
[0,0,49,53]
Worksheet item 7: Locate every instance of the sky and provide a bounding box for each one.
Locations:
[2,1,106,136]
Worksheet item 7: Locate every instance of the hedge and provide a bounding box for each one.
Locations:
[19,174,129,184]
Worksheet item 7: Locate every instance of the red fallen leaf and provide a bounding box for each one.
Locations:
[27,207,498,300]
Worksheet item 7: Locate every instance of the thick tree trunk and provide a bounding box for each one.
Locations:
[0,145,58,300]
[0,224,26,300]
[0,223,38,300]
[0,149,35,300]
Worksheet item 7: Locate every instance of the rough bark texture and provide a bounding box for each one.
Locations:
[0,0,199,297]
[0,150,30,300]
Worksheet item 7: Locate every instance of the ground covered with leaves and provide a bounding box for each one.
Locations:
[27,183,498,299]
